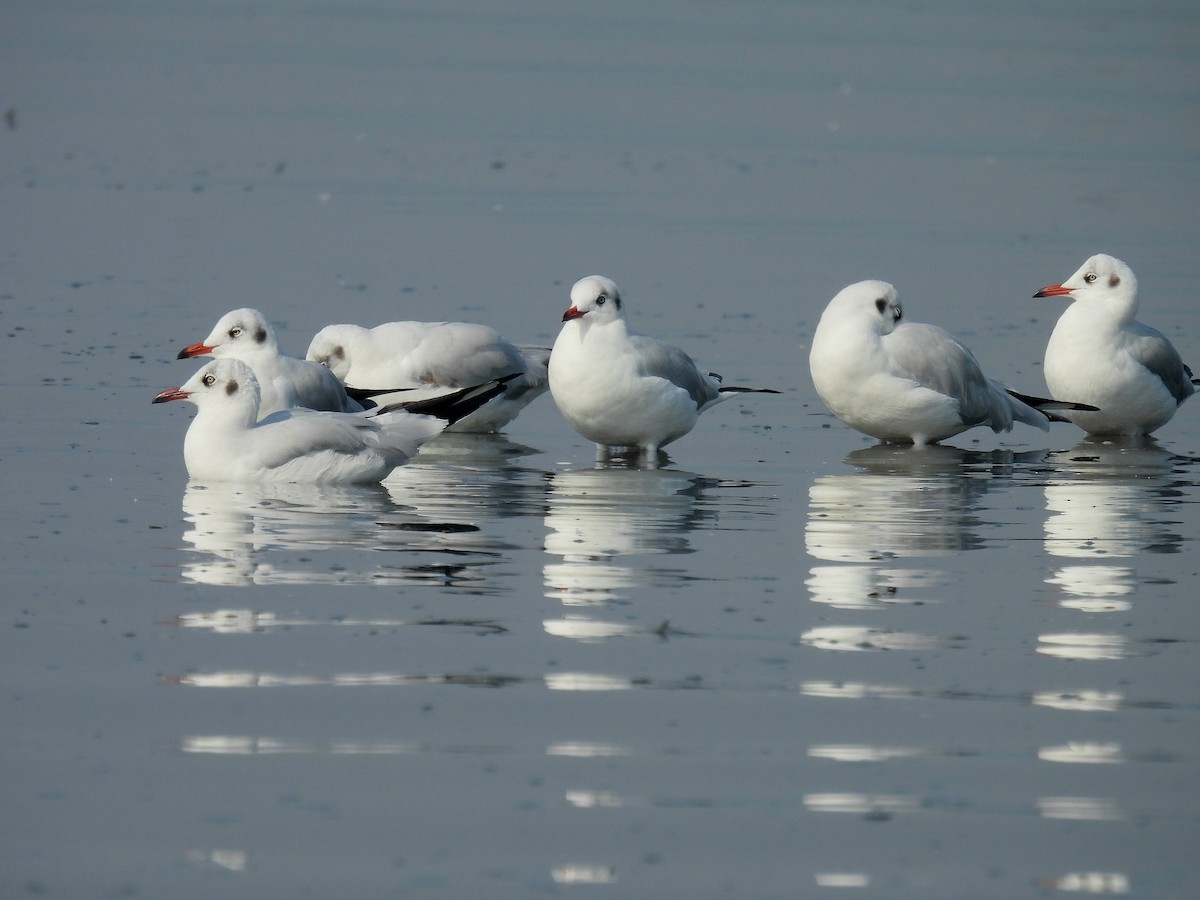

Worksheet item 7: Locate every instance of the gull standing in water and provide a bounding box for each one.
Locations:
[810,280,1082,445]
[179,308,363,415]
[1035,253,1196,437]
[549,275,778,465]
[153,358,511,483]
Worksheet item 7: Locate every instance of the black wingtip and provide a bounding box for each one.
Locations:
[1006,388,1100,416]
[372,373,520,424]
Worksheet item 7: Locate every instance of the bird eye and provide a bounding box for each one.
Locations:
[202,374,216,386]
[1084,273,1098,284]
[596,294,607,306]
[229,327,242,338]
[318,359,329,368]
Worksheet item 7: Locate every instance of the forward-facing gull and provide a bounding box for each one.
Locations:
[810,280,1080,446]
[152,358,511,483]
[306,321,549,433]
[549,275,778,464]
[179,308,363,415]
[1035,253,1196,437]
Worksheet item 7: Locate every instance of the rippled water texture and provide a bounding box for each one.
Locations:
[3,2,1198,897]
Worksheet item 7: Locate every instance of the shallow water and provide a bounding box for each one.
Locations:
[3,2,1199,897]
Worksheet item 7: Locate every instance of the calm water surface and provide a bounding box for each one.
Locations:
[2,2,1198,898]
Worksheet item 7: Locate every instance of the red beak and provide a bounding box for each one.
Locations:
[1033,283,1073,299]
[562,306,586,322]
[177,342,216,359]
[152,386,191,404]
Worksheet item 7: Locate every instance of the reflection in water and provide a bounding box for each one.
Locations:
[178,435,544,587]
[1037,797,1123,821]
[806,445,1016,563]
[386,433,544,523]
[1036,633,1132,661]
[162,609,506,636]
[1038,742,1124,764]
[542,467,716,624]
[807,744,922,763]
[814,873,871,888]
[803,793,918,816]
[1043,438,1184,612]
[180,481,395,585]
[1032,691,1123,713]
[799,625,958,653]
[551,865,617,886]
[184,849,251,873]
[805,566,942,611]
[1036,873,1130,894]
[802,447,1018,656]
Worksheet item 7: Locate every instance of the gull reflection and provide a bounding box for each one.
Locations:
[184,849,251,873]
[551,865,617,885]
[803,792,918,816]
[1032,690,1123,713]
[384,433,545,523]
[1036,633,1132,661]
[180,481,394,585]
[1043,437,1183,611]
[1036,873,1129,894]
[1037,796,1124,821]
[543,467,714,616]
[806,445,1013,564]
[179,438,541,587]
[180,480,447,585]
[805,566,942,610]
[1038,742,1124,764]
[800,625,957,653]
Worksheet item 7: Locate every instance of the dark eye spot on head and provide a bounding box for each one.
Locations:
[333,345,345,360]
[225,380,238,396]
[254,327,267,344]
[875,297,887,314]
[1108,274,1120,288]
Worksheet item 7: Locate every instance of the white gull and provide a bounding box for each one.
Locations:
[307,321,548,433]
[1035,253,1196,437]
[549,275,778,464]
[153,358,511,483]
[810,279,1079,446]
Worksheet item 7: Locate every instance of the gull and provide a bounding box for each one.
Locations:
[1035,253,1196,437]
[810,280,1080,446]
[549,275,778,464]
[152,358,511,483]
[179,308,363,415]
[306,321,549,433]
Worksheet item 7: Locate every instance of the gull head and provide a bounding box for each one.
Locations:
[823,280,903,336]
[1034,254,1138,313]
[154,357,263,423]
[179,308,279,360]
[562,275,623,324]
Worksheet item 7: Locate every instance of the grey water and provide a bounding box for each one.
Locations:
[2,2,1198,897]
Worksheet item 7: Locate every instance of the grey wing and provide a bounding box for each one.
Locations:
[628,334,720,408]
[1127,325,1195,405]
[883,323,1005,424]
[283,356,363,412]
[253,410,378,469]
